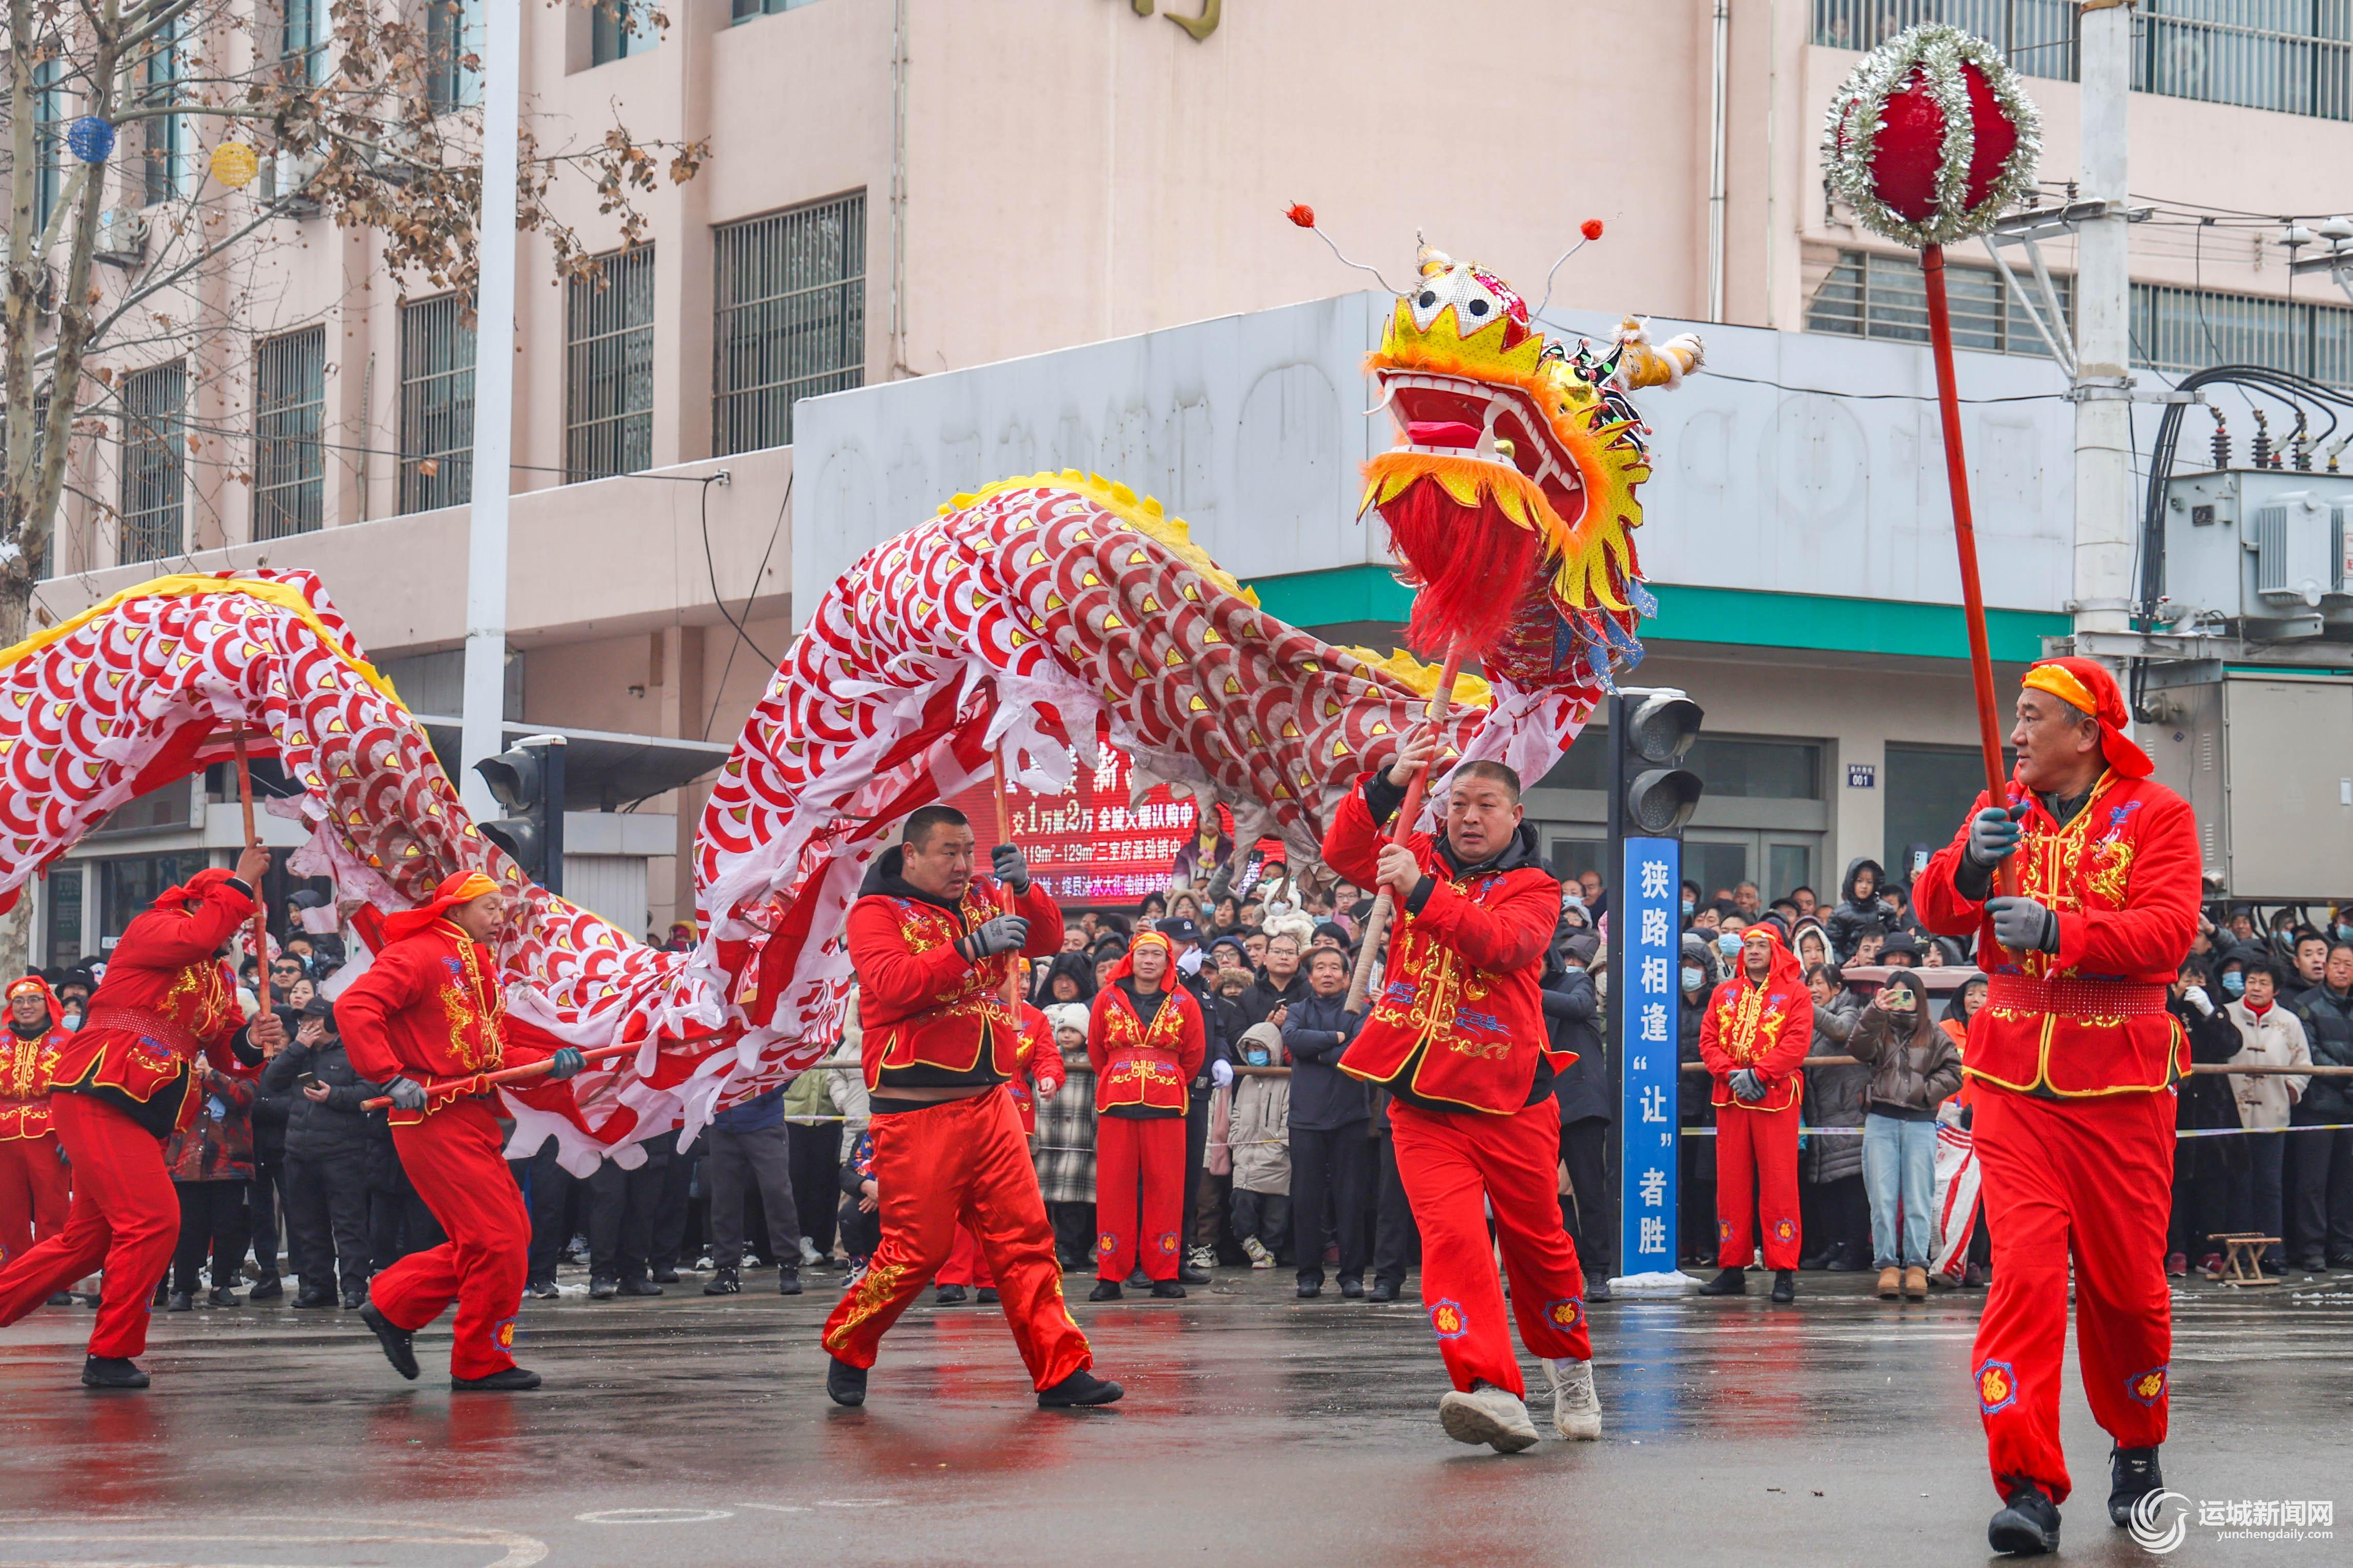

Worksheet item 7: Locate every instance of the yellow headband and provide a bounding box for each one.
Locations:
[445,871,499,904]
[2022,663,2096,716]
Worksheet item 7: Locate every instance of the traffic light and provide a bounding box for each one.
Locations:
[475,735,566,893]
[1611,687,1705,837]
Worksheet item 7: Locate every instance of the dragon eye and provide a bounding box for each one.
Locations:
[1418,291,1437,308]
[1466,298,1489,317]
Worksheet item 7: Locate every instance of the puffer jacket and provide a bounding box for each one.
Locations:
[1824,857,1902,961]
[1846,996,1965,1115]
[1228,1028,1292,1195]
[1802,989,1867,1185]
[1676,933,1714,1130]
[259,1035,385,1162]
[2286,982,2353,1121]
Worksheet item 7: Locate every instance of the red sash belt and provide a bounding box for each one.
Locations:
[1985,974,2168,1019]
[82,1005,205,1057]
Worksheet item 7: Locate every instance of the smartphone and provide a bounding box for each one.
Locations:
[295,1073,321,1091]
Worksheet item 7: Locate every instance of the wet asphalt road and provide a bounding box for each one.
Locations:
[0,1265,2346,1568]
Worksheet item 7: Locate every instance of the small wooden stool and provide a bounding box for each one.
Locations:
[2207,1233,2281,1288]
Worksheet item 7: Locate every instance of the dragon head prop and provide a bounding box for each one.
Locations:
[1299,212,1702,693]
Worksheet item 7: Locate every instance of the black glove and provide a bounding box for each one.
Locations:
[1965,804,2025,868]
[547,1047,586,1081]
[1985,895,2060,953]
[386,1076,429,1112]
[1958,1104,1975,1132]
[992,843,1031,896]
[957,915,1031,962]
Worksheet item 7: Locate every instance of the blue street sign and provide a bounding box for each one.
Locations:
[1619,834,1680,1276]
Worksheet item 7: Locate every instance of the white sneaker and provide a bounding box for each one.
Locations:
[799,1237,822,1267]
[1437,1381,1540,1453]
[1241,1237,1274,1269]
[1187,1245,1217,1271]
[1545,1357,1603,1440]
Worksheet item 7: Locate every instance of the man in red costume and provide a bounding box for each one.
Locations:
[1694,924,1814,1302]
[337,870,583,1392]
[0,976,73,1273]
[1915,658,2199,1557]
[0,846,281,1388]
[822,804,1118,1409]
[934,999,1063,1305]
[1324,730,1602,1452]
[1087,929,1206,1300]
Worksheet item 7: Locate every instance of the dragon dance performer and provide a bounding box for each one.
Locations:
[0,846,283,1389]
[338,871,584,1392]
[822,805,1120,1410]
[1914,658,2200,1557]
[1325,729,1602,1452]
[0,977,73,1273]
[934,999,1062,1304]
[1694,924,1814,1303]
[1087,929,1206,1300]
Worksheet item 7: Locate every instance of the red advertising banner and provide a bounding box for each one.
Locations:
[944,747,1226,907]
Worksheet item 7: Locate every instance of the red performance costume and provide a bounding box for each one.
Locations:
[822,839,1094,1397]
[1088,932,1206,1289]
[339,871,557,1387]
[1914,658,2199,1537]
[0,869,262,1385]
[936,1004,1063,1293]
[1324,768,1596,1441]
[1697,925,1814,1281]
[0,977,73,1266]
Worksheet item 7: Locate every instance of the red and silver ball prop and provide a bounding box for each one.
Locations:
[1822,23,2041,249]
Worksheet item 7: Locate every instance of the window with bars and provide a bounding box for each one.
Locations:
[120,362,187,566]
[2132,281,2353,387]
[142,20,189,206]
[566,247,656,482]
[400,294,476,513]
[1807,249,2073,359]
[731,0,827,22]
[1813,1,2353,121]
[253,328,326,539]
[592,0,658,63]
[280,0,325,84]
[33,58,67,232]
[712,194,866,456]
[427,0,483,112]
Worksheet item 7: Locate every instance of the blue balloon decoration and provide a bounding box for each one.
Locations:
[66,116,115,165]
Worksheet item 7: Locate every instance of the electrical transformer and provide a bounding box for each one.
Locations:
[2159,469,2353,638]
[2144,670,2353,902]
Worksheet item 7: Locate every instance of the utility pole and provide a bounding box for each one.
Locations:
[461,0,523,821]
[2073,0,2136,643]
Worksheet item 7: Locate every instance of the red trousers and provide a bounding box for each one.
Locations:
[370,1099,530,1380]
[936,1225,997,1289]
[0,1094,178,1359]
[1390,1099,1591,1399]
[1094,1113,1185,1282]
[821,1087,1090,1390]
[1971,1086,2173,1503]
[0,1132,72,1265]
[1715,1102,1802,1270]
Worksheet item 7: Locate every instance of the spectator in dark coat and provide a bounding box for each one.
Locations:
[262,998,385,1308]
[1799,965,1869,1271]
[1240,931,1310,1026]
[1280,946,1369,1298]
[1676,932,1717,1263]
[245,1009,298,1300]
[1544,926,1612,1295]
[2284,941,2353,1269]
[1034,950,1098,1008]
[702,1083,804,1296]
[2169,958,2247,1277]
[1825,858,1901,962]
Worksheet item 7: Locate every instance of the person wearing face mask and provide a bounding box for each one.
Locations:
[1225,1022,1292,1270]
[2165,961,2245,1280]
[1798,964,1869,1274]
[1679,880,1702,929]
[52,973,90,1035]
[1695,926,1815,1302]
[1676,934,1718,1264]
[0,978,74,1288]
[1845,971,1964,1300]
[1087,930,1206,1301]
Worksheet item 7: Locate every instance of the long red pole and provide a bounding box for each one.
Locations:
[1342,645,1466,1014]
[993,757,1022,1009]
[1922,246,2018,914]
[231,726,273,1013]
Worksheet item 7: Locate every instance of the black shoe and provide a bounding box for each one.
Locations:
[1036,1368,1124,1408]
[1988,1481,2062,1556]
[1770,1270,1796,1304]
[206,1288,239,1308]
[1087,1279,1122,1302]
[2328,1253,2353,1270]
[1368,1280,1399,1303]
[1296,1280,1323,1299]
[705,1267,741,1296]
[246,1275,284,1301]
[525,1280,557,1301]
[81,1354,148,1390]
[588,1276,618,1300]
[359,1301,420,1381]
[2298,1254,2327,1273]
[826,1356,868,1408]
[1826,1244,1866,1273]
[452,1366,542,1392]
[1125,1268,1149,1287]
[151,1282,169,1308]
[651,1268,680,1285]
[166,1291,193,1313]
[615,1277,663,1298]
[2108,1445,2162,1528]
[778,1269,804,1297]
[1179,1264,1212,1286]
[971,1286,996,1304]
[934,1284,968,1306]
[1798,1247,1831,1271]
[1150,1279,1185,1299]
[1339,1278,1365,1300]
[44,1291,73,1307]
[1695,1268,1746,1296]
[342,1290,367,1310]
[292,1289,336,1309]
[1586,1277,1613,1302]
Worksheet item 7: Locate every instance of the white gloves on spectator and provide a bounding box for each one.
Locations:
[2183,985,2214,1016]
[1210,1059,1233,1088]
